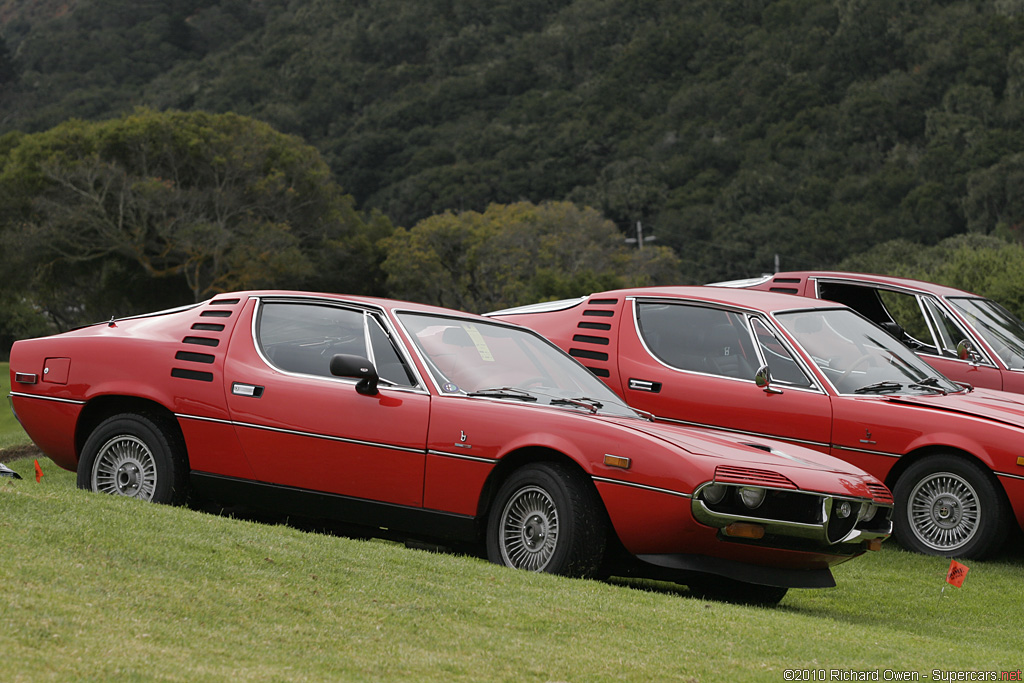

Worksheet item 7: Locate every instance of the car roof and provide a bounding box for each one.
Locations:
[728,271,979,299]
[204,290,494,319]
[554,285,847,315]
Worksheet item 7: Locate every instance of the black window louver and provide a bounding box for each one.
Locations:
[569,348,609,361]
[191,323,225,331]
[200,310,232,318]
[572,334,609,345]
[578,321,611,330]
[183,336,219,347]
[175,351,215,364]
[171,368,214,382]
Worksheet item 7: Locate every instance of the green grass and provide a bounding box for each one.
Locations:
[2,459,1023,682]
[1,362,31,449]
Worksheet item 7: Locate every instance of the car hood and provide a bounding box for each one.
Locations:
[885,387,1024,428]
[609,416,869,477]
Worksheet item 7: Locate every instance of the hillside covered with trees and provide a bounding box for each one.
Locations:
[4,0,1024,347]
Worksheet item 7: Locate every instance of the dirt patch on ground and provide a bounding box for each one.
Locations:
[0,443,43,464]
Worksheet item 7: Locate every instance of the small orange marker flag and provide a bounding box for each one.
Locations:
[34,459,43,483]
[946,559,969,588]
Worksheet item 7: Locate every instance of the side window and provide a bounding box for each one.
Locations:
[921,298,972,357]
[258,302,368,377]
[875,290,938,352]
[636,302,758,380]
[750,319,814,388]
[368,316,417,386]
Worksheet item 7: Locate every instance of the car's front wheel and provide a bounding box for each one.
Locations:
[486,462,606,578]
[77,413,188,505]
[893,454,1009,558]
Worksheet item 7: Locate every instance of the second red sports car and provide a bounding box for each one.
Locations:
[490,287,1024,559]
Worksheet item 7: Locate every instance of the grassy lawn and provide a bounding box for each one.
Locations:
[2,458,1022,682]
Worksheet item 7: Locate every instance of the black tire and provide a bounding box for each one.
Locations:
[687,576,789,607]
[486,462,606,578]
[77,413,188,505]
[893,454,1009,559]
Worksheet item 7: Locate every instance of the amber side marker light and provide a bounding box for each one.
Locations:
[1017,456,1024,467]
[722,522,765,540]
[603,454,632,470]
[865,539,884,552]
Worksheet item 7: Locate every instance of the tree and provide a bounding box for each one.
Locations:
[380,200,679,313]
[0,108,384,328]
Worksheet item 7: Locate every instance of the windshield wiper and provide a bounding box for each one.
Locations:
[550,396,604,413]
[465,387,538,401]
[853,381,904,394]
[908,377,947,394]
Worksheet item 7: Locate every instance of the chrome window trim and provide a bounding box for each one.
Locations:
[628,297,827,396]
[248,295,429,395]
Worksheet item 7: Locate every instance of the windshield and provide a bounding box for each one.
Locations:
[774,308,962,395]
[947,297,1024,371]
[397,312,637,417]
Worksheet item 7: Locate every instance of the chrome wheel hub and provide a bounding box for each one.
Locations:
[499,486,559,571]
[92,435,157,501]
[908,472,979,552]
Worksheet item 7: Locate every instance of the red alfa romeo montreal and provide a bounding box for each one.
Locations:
[489,287,1024,559]
[8,291,893,605]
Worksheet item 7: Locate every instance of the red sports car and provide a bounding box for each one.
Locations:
[717,271,1024,395]
[8,291,892,605]
[489,287,1024,559]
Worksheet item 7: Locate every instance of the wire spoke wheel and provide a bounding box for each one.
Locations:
[92,434,159,500]
[78,413,188,505]
[907,472,979,552]
[499,485,560,571]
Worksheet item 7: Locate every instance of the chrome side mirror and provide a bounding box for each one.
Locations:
[956,339,981,365]
[755,364,783,394]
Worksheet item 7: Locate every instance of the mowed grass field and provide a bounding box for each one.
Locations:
[3,362,1024,681]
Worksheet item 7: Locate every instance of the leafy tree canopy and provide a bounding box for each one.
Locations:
[6,1,1024,284]
[381,200,679,313]
[0,108,387,330]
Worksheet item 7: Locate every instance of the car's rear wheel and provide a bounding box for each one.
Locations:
[486,462,606,578]
[893,454,1008,558]
[686,576,788,607]
[77,413,188,505]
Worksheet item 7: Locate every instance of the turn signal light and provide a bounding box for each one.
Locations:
[722,522,765,539]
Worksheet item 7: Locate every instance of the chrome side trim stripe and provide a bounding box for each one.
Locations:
[427,449,497,465]
[176,413,424,454]
[832,444,903,459]
[9,391,86,405]
[653,415,830,451]
[592,474,691,499]
[996,470,1024,482]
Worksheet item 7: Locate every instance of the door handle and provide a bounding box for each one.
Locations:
[231,382,264,398]
[627,378,662,393]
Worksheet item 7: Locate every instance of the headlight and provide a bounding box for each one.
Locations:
[701,483,728,505]
[737,487,766,509]
[858,503,877,522]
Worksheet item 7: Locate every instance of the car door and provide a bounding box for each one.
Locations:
[615,298,834,453]
[222,296,430,506]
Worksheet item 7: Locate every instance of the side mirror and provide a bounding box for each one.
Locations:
[754,364,783,394]
[956,339,981,365]
[330,354,380,395]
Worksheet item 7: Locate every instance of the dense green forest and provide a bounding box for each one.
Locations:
[5,0,1024,350]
